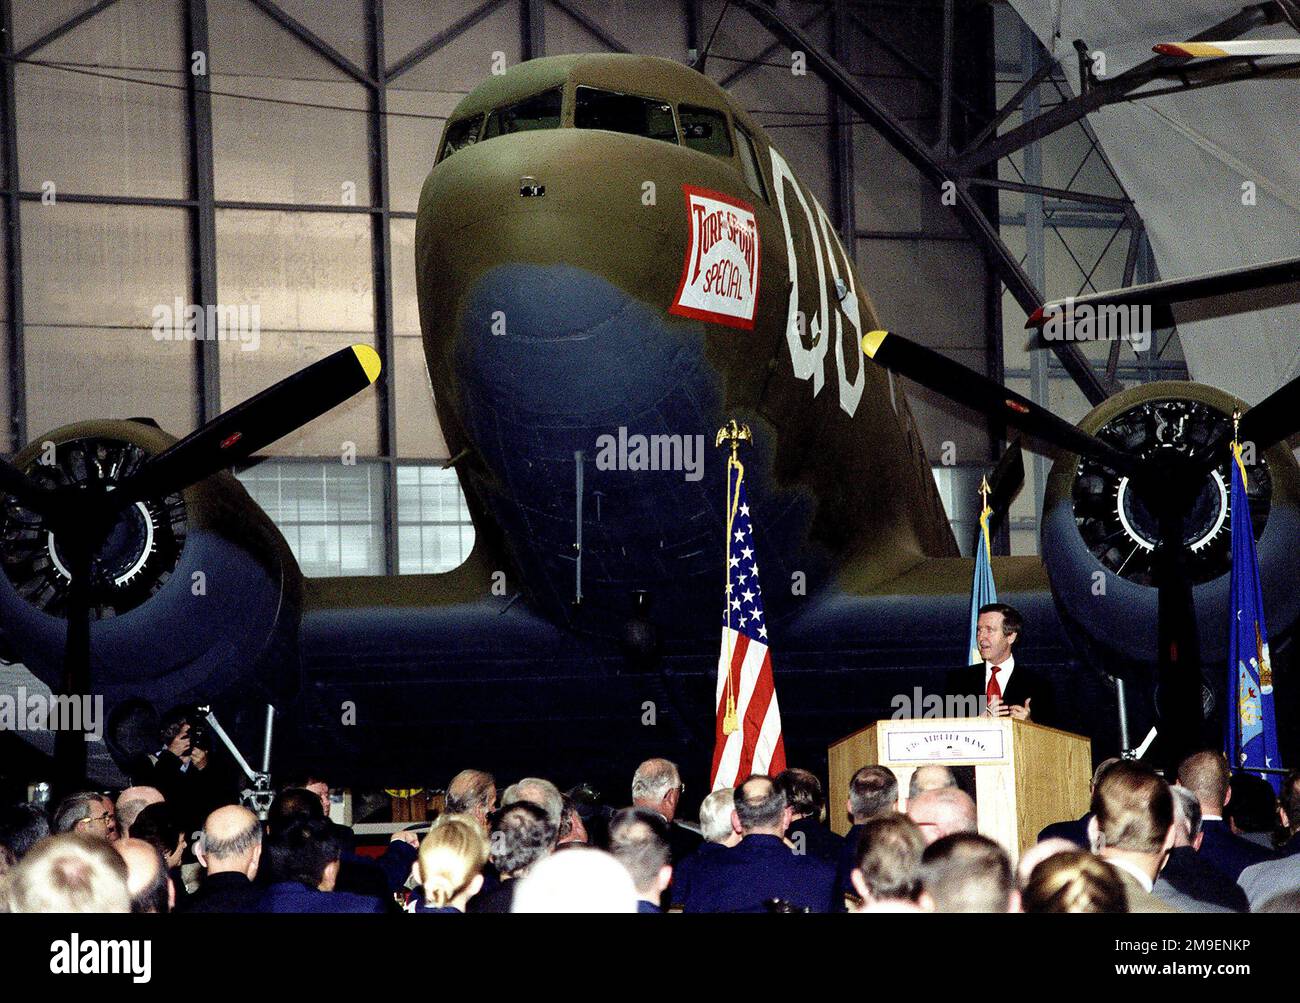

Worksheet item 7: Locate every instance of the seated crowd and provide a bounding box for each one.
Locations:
[1,738,1297,913]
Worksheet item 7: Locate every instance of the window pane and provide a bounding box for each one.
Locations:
[438,115,483,162]
[396,464,474,573]
[210,0,371,205]
[736,126,768,201]
[574,87,676,143]
[16,0,187,199]
[680,105,732,159]
[236,460,385,576]
[483,88,563,139]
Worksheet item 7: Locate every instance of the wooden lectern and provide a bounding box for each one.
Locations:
[827,717,1091,858]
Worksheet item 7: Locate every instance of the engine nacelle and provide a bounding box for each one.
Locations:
[0,420,303,714]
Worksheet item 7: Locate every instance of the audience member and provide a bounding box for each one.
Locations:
[1022,851,1126,913]
[1016,838,1079,888]
[908,765,957,800]
[920,834,1018,912]
[907,787,977,844]
[258,818,385,913]
[682,775,838,913]
[631,758,702,864]
[1,833,131,913]
[0,803,50,862]
[670,788,737,908]
[467,801,556,913]
[411,814,488,913]
[837,765,898,894]
[1238,768,1300,911]
[776,768,843,866]
[502,776,564,829]
[114,785,164,838]
[608,807,673,912]
[1152,785,1248,912]
[511,847,638,913]
[1176,750,1271,880]
[1088,762,1179,912]
[848,814,926,912]
[1037,757,1120,848]
[184,805,263,913]
[1226,772,1280,849]
[114,837,173,914]
[51,791,118,843]
[445,769,497,833]
[557,793,589,846]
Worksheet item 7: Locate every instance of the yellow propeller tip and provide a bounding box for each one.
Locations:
[351,344,382,383]
[861,330,889,358]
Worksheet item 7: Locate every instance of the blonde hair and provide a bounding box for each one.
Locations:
[417,814,489,908]
[1023,851,1127,914]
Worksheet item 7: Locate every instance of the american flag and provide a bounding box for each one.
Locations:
[710,462,786,790]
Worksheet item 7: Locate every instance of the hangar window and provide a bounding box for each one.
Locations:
[439,114,484,162]
[573,86,678,144]
[679,105,732,159]
[396,465,477,573]
[483,87,563,140]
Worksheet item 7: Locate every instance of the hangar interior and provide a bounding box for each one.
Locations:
[1,0,1295,797]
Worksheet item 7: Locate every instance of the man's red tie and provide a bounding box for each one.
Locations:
[986,664,1003,703]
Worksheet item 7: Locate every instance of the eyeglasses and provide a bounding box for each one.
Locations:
[85,811,116,825]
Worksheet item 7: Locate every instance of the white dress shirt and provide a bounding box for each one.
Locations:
[983,653,1015,696]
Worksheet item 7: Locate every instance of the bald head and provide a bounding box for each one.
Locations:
[446,769,496,832]
[114,837,171,913]
[115,787,164,837]
[199,805,263,878]
[908,788,978,844]
[909,766,957,799]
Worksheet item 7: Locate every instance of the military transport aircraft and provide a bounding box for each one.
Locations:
[2,52,1298,797]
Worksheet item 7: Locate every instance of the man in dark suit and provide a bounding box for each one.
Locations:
[945,602,1054,725]
[776,768,844,867]
[631,758,703,865]
[257,818,385,913]
[1177,750,1272,881]
[608,807,673,913]
[836,765,898,897]
[669,788,739,908]
[467,802,556,913]
[1238,768,1300,910]
[182,805,264,914]
[682,775,838,913]
[1154,785,1249,912]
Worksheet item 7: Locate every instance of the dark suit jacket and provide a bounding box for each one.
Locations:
[1037,813,1092,849]
[788,816,845,868]
[1198,819,1272,882]
[1153,846,1249,912]
[944,662,1055,725]
[466,877,516,914]
[681,834,838,913]
[837,823,867,896]
[670,840,727,908]
[181,871,262,914]
[637,899,662,913]
[257,881,386,914]
[667,821,703,865]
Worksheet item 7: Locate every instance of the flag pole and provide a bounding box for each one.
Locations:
[716,420,752,736]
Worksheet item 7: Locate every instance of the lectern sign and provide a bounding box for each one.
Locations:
[884,725,1009,765]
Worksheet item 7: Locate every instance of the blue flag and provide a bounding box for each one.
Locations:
[1226,444,1282,790]
[967,503,998,665]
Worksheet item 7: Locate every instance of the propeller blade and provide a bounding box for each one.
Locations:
[861,330,1137,473]
[0,456,56,517]
[1025,255,1300,336]
[984,437,1024,539]
[1154,40,1300,58]
[116,344,381,505]
[1237,369,1300,453]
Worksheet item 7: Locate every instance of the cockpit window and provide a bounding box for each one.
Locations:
[735,124,767,200]
[679,105,732,159]
[574,86,678,144]
[483,87,563,139]
[438,114,483,162]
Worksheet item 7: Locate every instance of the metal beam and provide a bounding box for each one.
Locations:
[956,3,1279,173]
[937,0,954,153]
[962,50,1057,155]
[728,0,1111,404]
[719,8,827,90]
[249,0,375,86]
[184,0,220,426]
[1,0,25,449]
[850,9,984,121]
[550,0,630,53]
[386,0,510,81]
[521,0,544,62]
[967,176,1132,209]
[369,0,398,577]
[12,0,118,61]
[829,0,855,257]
